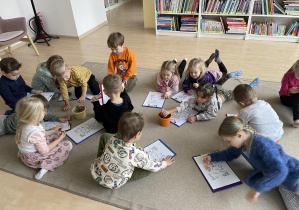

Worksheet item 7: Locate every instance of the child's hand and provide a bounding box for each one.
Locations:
[165,87,171,92]
[78,96,86,103]
[163,155,175,166]
[53,125,63,133]
[32,90,43,94]
[246,188,260,203]
[161,109,170,117]
[122,79,127,84]
[203,155,211,165]
[187,90,194,95]
[59,131,66,139]
[187,116,196,123]
[289,87,299,94]
[59,116,71,123]
[91,96,99,103]
[193,83,199,88]
[63,104,71,111]
[162,93,169,99]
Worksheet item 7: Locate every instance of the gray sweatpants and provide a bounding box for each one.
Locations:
[279,184,299,210]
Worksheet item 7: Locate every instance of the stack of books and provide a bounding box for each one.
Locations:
[156,15,174,31]
[250,21,286,35]
[200,19,225,33]
[202,0,251,14]
[156,0,199,13]
[180,16,198,31]
[284,0,299,15]
[226,17,247,34]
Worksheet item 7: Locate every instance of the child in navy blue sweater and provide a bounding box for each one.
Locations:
[0,57,42,114]
[203,117,299,209]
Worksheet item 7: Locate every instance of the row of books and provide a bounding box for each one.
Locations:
[284,0,299,15]
[157,15,178,31]
[249,21,286,35]
[157,15,198,31]
[252,0,285,15]
[202,0,250,14]
[156,0,199,13]
[181,16,198,31]
[200,19,225,32]
[226,17,247,34]
[286,21,299,35]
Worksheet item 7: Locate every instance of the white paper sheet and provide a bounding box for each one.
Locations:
[43,121,71,131]
[27,92,55,102]
[171,91,195,103]
[144,139,176,161]
[66,118,104,144]
[142,91,165,108]
[170,109,199,127]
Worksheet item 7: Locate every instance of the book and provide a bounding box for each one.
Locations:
[27,92,55,102]
[43,121,71,131]
[144,139,177,161]
[142,91,166,109]
[193,154,242,192]
[171,90,196,103]
[170,109,199,127]
[66,118,104,145]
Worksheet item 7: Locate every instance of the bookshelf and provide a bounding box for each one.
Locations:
[105,0,131,11]
[155,0,299,43]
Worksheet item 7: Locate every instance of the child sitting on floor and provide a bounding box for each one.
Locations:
[203,117,299,209]
[90,112,175,189]
[15,97,72,180]
[182,49,242,95]
[91,74,133,133]
[50,58,100,111]
[0,57,42,114]
[157,58,187,99]
[234,84,283,143]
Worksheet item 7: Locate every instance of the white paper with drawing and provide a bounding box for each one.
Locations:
[142,91,165,108]
[171,109,199,127]
[144,139,176,161]
[171,91,195,103]
[27,92,55,102]
[193,155,242,192]
[66,118,104,144]
[43,121,71,131]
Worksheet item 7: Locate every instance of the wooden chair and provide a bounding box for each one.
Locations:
[0,16,39,61]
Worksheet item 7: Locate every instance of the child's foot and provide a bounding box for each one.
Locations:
[35,169,48,180]
[215,49,222,64]
[293,120,299,128]
[4,110,13,115]
[173,58,177,64]
[228,70,242,78]
[249,78,260,88]
[206,53,216,66]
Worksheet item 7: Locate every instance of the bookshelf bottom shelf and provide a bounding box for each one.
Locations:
[198,32,246,40]
[246,34,299,43]
[156,30,197,37]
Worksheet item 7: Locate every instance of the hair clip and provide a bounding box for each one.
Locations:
[212,84,215,88]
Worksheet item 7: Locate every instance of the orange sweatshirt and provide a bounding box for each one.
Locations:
[108,47,136,81]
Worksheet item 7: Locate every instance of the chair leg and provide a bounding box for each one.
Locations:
[27,32,39,56]
[8,46,12,54]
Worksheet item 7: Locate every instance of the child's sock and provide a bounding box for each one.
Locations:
[293,119,299,128]
[249,78,260,88]
[173,58,177,64]
[35,169,48,180]
[206,53,216,66]
[215,49,222,64]
[184,57,188,62]
[228,70,242,78]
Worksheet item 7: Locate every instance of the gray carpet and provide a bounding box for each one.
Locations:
[1,62,298,210]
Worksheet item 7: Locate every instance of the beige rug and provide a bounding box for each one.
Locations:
[1,62,298,210]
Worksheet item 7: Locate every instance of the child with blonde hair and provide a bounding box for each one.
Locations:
[203,117,299,209]
[50,58,100,111]
[15,97,72,180]
[157,58,187,99]
[234,84,283,143]
[183,50,243,95]
[279,60,299,128]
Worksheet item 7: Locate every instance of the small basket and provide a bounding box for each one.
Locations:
[72,106,86,120]
[158,112,172,127]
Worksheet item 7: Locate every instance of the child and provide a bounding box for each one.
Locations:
[0,94,70,136]
[0,57,42,114]
[15,97,72,180]
[90,112,175,189]
[203,117,299,209]
[50,58,100,111]
[91,74,133,133]
[183,49,242,95]
[234,84,283,143]
[157,58,187,99]
[279,60,299,128]
[107,32,137,92]
[31,55,62,93]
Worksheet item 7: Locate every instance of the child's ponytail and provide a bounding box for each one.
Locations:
[213,84,221,109]
[218,116,256,137]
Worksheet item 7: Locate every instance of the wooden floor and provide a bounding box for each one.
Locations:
[1,0,299,209]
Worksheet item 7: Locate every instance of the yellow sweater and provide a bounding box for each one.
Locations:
[58,66,91,100]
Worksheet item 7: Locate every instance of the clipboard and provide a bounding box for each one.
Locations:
[142,91,166,109]
[170,91,195,103]
[27,92,55,102]
[144,139,176,161]
[170,109,199,127]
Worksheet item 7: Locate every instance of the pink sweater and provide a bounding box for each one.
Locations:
[156,73,180,96]
[279,71,299,96]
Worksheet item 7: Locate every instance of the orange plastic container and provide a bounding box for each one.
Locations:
[158,112,172,127]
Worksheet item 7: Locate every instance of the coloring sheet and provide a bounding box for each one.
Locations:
[66,118,104,144]
[43,121,71,131]
[142,91,165,109]
[226,114,238,117]
[27,92,55,102]
[193,155,242,193]
[171,91,195,103]
[144,139,176,161]
[170,109,199,127]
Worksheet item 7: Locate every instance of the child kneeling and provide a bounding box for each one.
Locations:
[90,112,175,189]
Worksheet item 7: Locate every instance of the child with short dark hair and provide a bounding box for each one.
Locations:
[50,58,100,111]
[234,84,283,143]
[90,112,175,189]
[91,74,133,133]
[0,57,42,114]
[107,32,137,92]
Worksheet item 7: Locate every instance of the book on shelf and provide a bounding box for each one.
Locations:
[180,16,198,31]
[156,0,199,13]
[286,21,299,36]
[283,0,299,14]
[202,0,250,14]
[225,17,247,34]
[157,15,181,31]
[201,19,225,33]
[273,0,285,14]
[250,20,286,36]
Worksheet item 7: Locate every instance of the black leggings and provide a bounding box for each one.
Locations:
[75,74,100,98]
[178,60,187,78]
[205,60,228,76]
[280,94,299,121]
